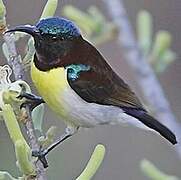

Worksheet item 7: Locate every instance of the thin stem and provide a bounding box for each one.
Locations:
[1,0,59,178]
[76,144,106,180]
[2,5,47,180]
[141,159,178,180]
[3,32,24,80]
[3,34,47,180]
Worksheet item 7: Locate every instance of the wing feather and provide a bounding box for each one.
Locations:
[67,38,145,110]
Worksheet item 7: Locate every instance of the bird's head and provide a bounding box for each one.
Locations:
[5,17,82,69]
[6,17,81,42]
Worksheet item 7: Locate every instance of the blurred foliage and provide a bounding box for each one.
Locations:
[0,171,18,180]
[62,5,118,46]
[0,0,6,33]
[141,159,179,180]
[137,10,176,73]
[137,10,153,57]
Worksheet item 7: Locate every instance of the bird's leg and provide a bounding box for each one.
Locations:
[18,92,45,111]
[32,126,78,168]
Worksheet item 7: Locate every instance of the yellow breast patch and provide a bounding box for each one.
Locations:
[30,62,69,118]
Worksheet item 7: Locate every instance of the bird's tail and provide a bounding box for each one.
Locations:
[122,108,177,145]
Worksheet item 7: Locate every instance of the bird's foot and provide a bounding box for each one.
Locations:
[32,127,78,168]
[32,148,49,168]
[17,92,45,111]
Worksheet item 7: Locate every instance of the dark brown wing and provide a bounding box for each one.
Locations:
[67,38,145,110]
[66,39,178,145]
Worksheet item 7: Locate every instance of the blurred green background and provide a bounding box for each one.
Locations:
[0,0,181,179]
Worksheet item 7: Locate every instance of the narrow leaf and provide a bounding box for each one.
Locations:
[32,104,45,133]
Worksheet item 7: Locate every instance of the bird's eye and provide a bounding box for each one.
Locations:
[52,36,57,40]
[60,37,65,41]
[67,68,74,73]
[51,36,65,41]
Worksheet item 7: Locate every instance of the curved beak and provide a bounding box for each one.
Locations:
[5,25,40,38]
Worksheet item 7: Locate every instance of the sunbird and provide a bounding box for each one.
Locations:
[6,17,177,166]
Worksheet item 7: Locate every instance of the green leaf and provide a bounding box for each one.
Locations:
[0,0,6,19]
[154,50,176,73]
[2,104,29,146]
[31,104,45,133]
[2,43,10,61]
[15,140,35,175]
[76,144,106,180]
[0,0,6,26]
[0,171,17,180]
[152,31,172,59]
[62,5,97,35]
[141,159,179,180]
[38,126,57,148]
[137,10,153,56]
[62,5,117,46]
[40,0,58,19]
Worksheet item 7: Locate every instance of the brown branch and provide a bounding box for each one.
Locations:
[102,0,181,156]
[3,30,47,180]
[3,31,24,80]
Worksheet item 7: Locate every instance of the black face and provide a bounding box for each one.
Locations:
[5,17,81,48]
[34,33,75,63]
[31,17,82,59]
[5,17,83,70]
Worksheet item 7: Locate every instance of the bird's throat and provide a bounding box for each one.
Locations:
[31,61,69,118]
[33,53,61,71]
[33,39,75,71]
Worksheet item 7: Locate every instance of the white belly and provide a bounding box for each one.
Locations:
[61,86,125,127]
[61,86,151,130]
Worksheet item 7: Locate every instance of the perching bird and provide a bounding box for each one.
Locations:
[6,17,177,164]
